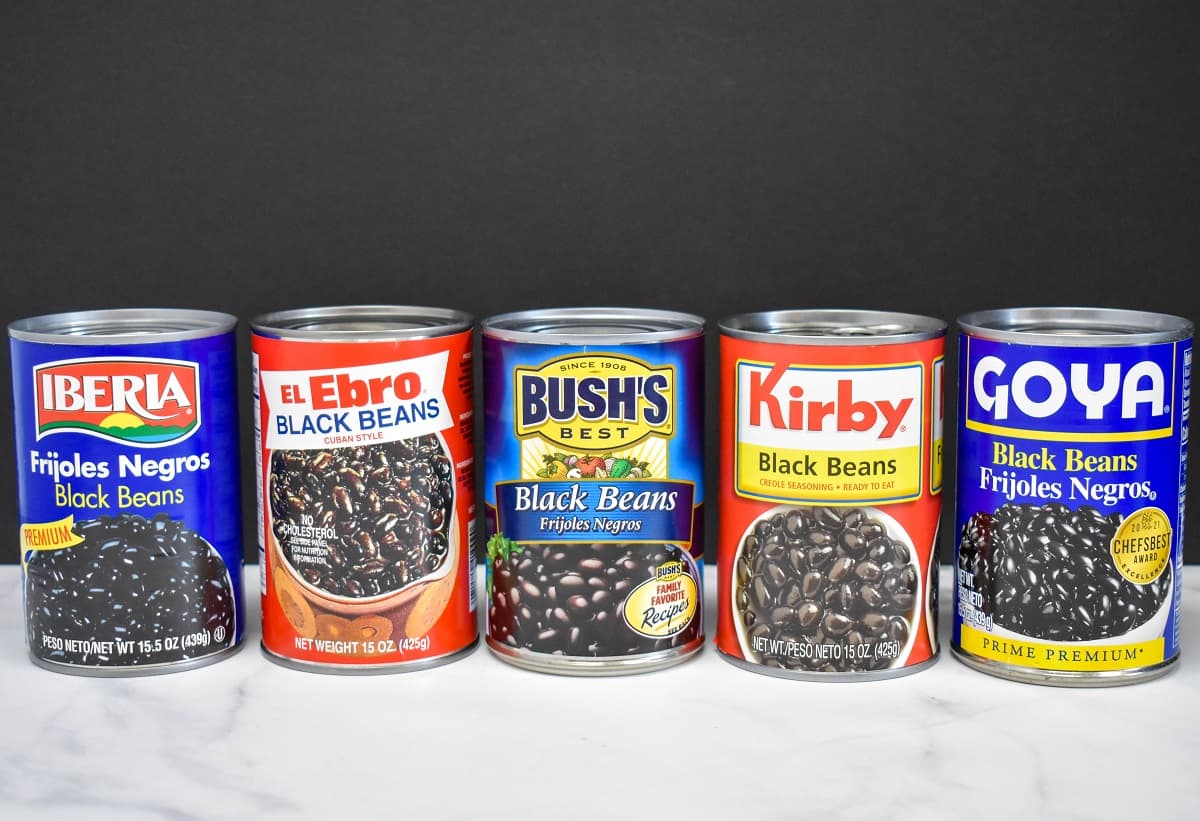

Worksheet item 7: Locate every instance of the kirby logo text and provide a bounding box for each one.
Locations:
[739,361,921,443]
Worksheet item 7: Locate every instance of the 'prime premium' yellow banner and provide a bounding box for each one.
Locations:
[959,624,1164,671]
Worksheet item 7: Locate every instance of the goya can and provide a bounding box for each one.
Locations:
[9,309,244,675]
[953,307,1192,686]
[717,310,947,680]
[483,308,705,675]
[252,306,477,673]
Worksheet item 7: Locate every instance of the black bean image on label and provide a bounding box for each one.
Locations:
[270,435,453,598]
[957,503,1170,642]
[736,506,918,673]
[25,513,236,667]
[489,544,700,657]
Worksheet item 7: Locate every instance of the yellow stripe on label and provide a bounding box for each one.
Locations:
[20,516,85,567]
[735,443,921,504]
[960,624,1165,672]
[964,419,1173,443]
[931,436,943,494]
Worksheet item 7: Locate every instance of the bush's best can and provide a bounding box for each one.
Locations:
[252,306,477,672]
[953,307,1192,686]
[483,308,705,675]
[717,310,947,680]
[10,309,244,675]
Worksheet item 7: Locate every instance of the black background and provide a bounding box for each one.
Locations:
[2,2,1197,563]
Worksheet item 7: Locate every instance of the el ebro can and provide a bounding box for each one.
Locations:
[953,307,1192,686]
[717,310,947,680]
[252,306,477,673]
[482,308,705,675]
[9,309,244,675]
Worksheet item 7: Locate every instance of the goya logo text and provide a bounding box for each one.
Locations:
[964,338,1176,441]
[261,351,451,449]
[34,357,200,447]
[735,361,924,505]
[515,354,674,449]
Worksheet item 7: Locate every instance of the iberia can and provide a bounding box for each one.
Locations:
[483,308,705,675]
[9,309,244,675]
[252,306,477,673]
[953,307,1192,686]
[717,310,947,680]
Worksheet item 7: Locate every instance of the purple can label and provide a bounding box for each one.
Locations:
[483,336,704,662]
[11,329,244,671]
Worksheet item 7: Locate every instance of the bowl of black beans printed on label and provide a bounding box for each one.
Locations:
[733,505,921,673]
[957,503,1174,647]
[268,433,458,615]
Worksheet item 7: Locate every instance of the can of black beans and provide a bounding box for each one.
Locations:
[483,308,705,675]
[9,309,244,675]
[252,306,477,673]
[716,310,947,680]
[953,307,1192,686]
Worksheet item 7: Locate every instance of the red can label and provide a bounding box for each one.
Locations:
[253,331,476,667]
[717,334,944,675]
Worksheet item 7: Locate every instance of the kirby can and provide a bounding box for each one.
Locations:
[953,307,1192,686]
[483,308,705,675]
[717,310,947,681]
[253,306,477,673]
[10,309,244,675]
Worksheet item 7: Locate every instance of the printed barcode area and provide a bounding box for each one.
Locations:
[467,519,477,611]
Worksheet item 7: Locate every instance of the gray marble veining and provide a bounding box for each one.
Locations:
[1,567,1196,820]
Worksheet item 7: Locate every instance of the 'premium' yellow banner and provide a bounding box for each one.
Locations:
[20,515,85,567]
[960,624,1164,672]
[735,443,921,504]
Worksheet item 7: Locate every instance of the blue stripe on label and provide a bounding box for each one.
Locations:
[495,480,695,543]
[962,337,1177,439]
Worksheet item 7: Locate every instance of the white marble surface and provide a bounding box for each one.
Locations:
[2,565,1197,821]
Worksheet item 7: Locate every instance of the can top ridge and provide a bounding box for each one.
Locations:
[483,307,703,345]
[958,307,1192,346]
[9,308,237,344]
[252,305,472,341]
[719,309,945,345]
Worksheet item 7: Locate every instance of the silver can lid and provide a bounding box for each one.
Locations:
[251,305,472,341]
[8,308,237,344]
[719,309,946,346]
[958,307,1193,346]
[483,307,704,345]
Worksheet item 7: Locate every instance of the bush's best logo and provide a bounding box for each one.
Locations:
[964,340,1175,441]
[516,354,674,449]
[34,357,201,446]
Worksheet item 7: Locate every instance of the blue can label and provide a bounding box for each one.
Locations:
[954,335,1190,673]
[12,334,244,669]
[484,338,704,659]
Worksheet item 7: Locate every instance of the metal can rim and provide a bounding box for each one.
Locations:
[482,306,704,345]
[958,306,1193,346]
[251,305,472,341]
[8,308,237,344]
[719,309,946,345]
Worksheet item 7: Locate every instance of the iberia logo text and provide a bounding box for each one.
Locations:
[34,357,201,447]
[515,354,674,450]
